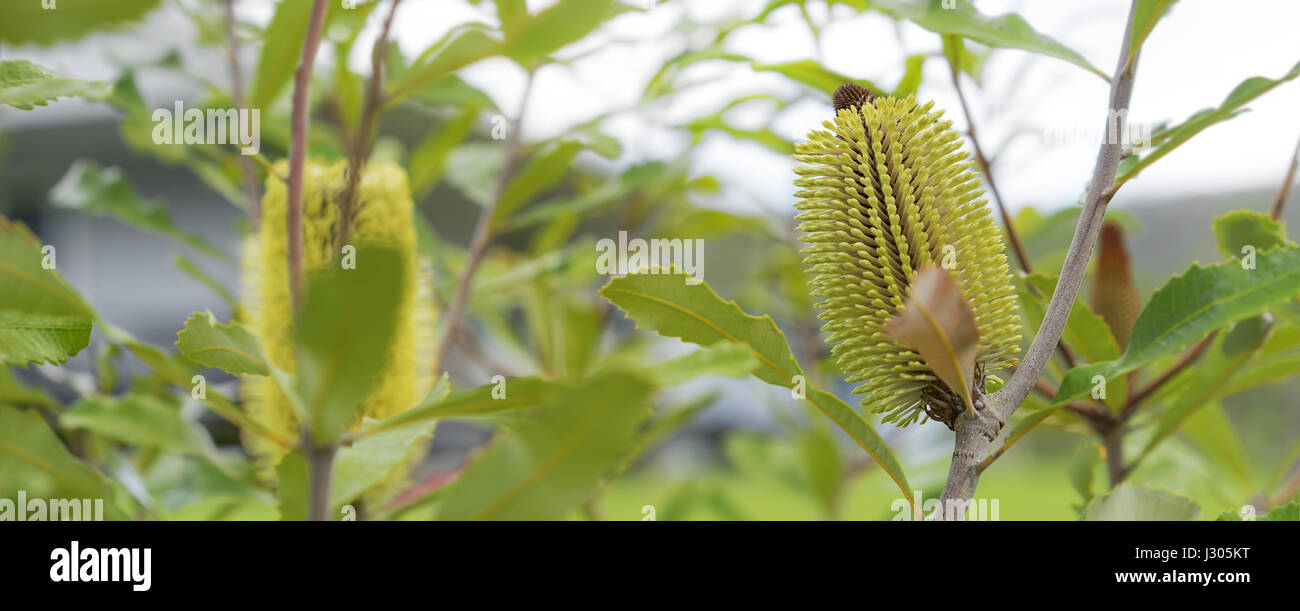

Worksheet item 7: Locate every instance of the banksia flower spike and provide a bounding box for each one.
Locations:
[241,160,437,477]
[794,83,1020,429]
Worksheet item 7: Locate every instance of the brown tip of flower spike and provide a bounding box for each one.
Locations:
[832,82,874,112]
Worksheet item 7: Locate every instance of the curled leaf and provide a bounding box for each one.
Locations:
[882,265,981,416]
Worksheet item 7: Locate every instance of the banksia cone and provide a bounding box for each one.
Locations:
[241,160,437,474]
[794,84,1020,428]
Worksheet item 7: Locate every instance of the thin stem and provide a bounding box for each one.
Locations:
[223,0,261,227]
[306,442,337,521]
[432,70,535,374]
[1271,131,1300,221]
[937,0,1141,513]
[335,0,403,252]
[286,0,330,309]
[1122,332,1214,418]
[1098,420,1127,486]
[948,58,1032,274]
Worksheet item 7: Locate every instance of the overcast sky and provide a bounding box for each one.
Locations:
[5,0,1299,217]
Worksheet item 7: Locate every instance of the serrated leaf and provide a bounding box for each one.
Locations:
[0,0,164,46]
[1069,443,1104,503]
[883,265,979,414]
[437,372,654,520]
[599,272,913,505]
[1082,483,1201,520]
[1212,210,1288,259]
[61,393,199,454]
[872,0,1106,80]
[174,311,270,376]
[49,160,226,259]
[0,216,94,366]
[0,60,111,109]
[645,343,759,387]
[295,245,404,443]
[1055,245,1300,405]
[1117,60,1300,185]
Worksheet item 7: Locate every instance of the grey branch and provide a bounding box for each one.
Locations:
[937,0,1142,514]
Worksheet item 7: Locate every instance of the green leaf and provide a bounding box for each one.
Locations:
[61,393,199,454]
[1179,402,1254,490]
[49,160,227,259]
[363,376,551,437]
[499,0,627,66]
[330,417,437,510]
[250,0,344,110]
[645,343,759,387]
[1129,0,1178,62]
[174,311,270,376]
[0,406,117,504]
[411,74,497,110]
[492,140,583,223]
[1055,245,1300,405]
[872,0,1107,80]
[599,272,913,505]
[0,60,111,109]
[1082,483,1201,520]
[387,24,502,105]
[1117,60,1300,185]
[641,46,752,101]
[275,451,309,521]
[0,367,59,409]
[437,372,654,520]
[409,108,481,201]
[174,256,237,311]
[796,428,844,515]
[0,216,95,366]
[751,60,888,99]
[1135,316,1272,467]
[1069,443,1104,503]
[1212,210,1288,259]
[294,246,403,443]
[0,0,164,46]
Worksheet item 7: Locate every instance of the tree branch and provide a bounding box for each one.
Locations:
[1271,130,1300,221]
[937,0,1141,514]
[432,70,535,374]
[286,0,329,309]
[335,0,402,252]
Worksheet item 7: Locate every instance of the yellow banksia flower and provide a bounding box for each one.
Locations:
[241,160,437,473]
[794,83,1020,428]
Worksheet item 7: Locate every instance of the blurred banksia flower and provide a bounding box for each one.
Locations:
[1090,222,1139,350]
[241,160,437,475]
[793,83,1020,429]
